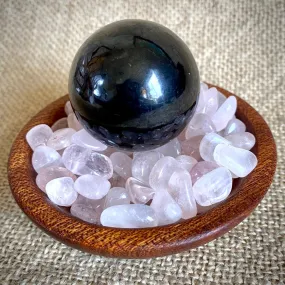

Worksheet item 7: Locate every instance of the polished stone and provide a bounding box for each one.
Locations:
[110,152,132,179]
[176,155,197,172]
[26,124,53,151]
[51,118,68,132]
[104,187,130,208]
[47,128,76,150]
[225,132,256,150]
[69,20,200,151]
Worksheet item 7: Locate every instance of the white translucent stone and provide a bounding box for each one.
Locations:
[126,177,155,204]
[46,177,78,206]
[71,129,107,151]
[64,101,73,115]
[185,113,216,139]
[150,190,182,226]
[200,82,208,92]
[32,146,61,173]
[213,144,258,177]
[70,195,105,224]
[199,133,231,162]
[51,117,68,131]
[168,169,197,219]
[47,128,76,150]
[176,155,197,172]
[74,174,110,199]
[110,152,132,179]
[193,167,232,206]
[104,187,130,208]
[217,91,227,107]
[149,156,183,190]
[190,161,219,184]
[131,151,163,185]
[225,132,256,150]
[211,96,237,131]
[100,204,158,228]
[223,118,246,136]
[154,138,181,157]
[62,145,113,179]
[36,166,76,192]
[26,124,53,150]
[109,172,126,188]
[197,87,219,117]
[67,113,83,131]
[180,136,203,161]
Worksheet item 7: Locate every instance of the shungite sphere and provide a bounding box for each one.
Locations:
[69,20,199,151]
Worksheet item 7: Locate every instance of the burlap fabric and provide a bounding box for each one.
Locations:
[0,0,284,284]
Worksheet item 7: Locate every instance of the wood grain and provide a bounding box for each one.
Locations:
[7,84,277,259]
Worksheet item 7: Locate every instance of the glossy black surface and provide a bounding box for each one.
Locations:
[69,20,199,150]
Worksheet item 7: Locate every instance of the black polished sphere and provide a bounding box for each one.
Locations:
[69,20,199,151]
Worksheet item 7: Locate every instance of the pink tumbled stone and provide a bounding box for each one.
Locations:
[47,128,76,150]
[154,138,181,157]
[26,124,53,151]
[180,136,203,161]
[67,113,83,131]
[51,118,68,131]
[190,161,219,184]
[36,166,76,192]
[223,118,246,136]
[64,101,73,115]
[176,155,197,172]
[195,87,219,117]
[224,132,256,150]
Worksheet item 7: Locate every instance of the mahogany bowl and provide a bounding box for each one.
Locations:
[8,84,277,259]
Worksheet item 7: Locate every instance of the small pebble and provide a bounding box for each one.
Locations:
[47,128,76,150]
[199,133,231,162]
[104,187,130,208]
[213,144,258,177]
[131,151,163,185]
[193,167,232,206]
[180,136,203,161]
[100,204,158,228]
[32,146,62,173]
[64,101,73,115]
[26,124,53,150]
[154,138,181,157]
[126,177,155,204]
[150,190,182,226]
[68,113,83,131]
[211,96,237,131]
[110,152,132,180]
[36,166,76,192]
[224,132,256,150]
[196,87,219,117]
[71,129,107,151]
[176,155,197,172]
[51,118,68,131]
[223,118,246,136]
[74,174,110,199]
[168,169,197,219]
[46,177,78,206]
[190,161,219,184]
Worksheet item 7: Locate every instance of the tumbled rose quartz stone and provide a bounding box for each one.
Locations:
[110,152,132,179]
[180,136,203,161]
[71,195,105,224]
[51,118,68,131]
[150,190,182,226]
[67,113,83,131]
[213,144,258,177]
[211,96,237,131]
[64,101,73,115]
[190,161,219,184]
[32,146,62,173]
[168,169,197,219]
[104,187,130,208]
[109,172,126,188]
[62,145,113,179]
[195,87,219,117]
[36,166,76,192]
[46,177,78,206]
[223,118,246,136]
[131,151,163,185]
[224,132,256,150]
[100,204,158,228]
[154,138,181,157]
[126,177,155,204]
[26,124,53,151]
[74,174,110,199]
[185,113,216,139]
[149,156,183,190]
[217,91,227,107]
[71,129,107,151]
[176,155,197,172]
[193,167,232,206]
[47,128,76,150]
[199,133,231,162]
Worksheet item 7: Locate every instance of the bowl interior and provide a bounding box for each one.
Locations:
[8,84,277,258]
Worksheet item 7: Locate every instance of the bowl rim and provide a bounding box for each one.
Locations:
[7,84,277,258]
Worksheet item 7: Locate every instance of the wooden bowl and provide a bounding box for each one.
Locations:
[8,84,277,259]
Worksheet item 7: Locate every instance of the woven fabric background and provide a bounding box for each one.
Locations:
[0,0,284,284]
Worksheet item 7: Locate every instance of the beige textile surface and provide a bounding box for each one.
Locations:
[0,0,284,284]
